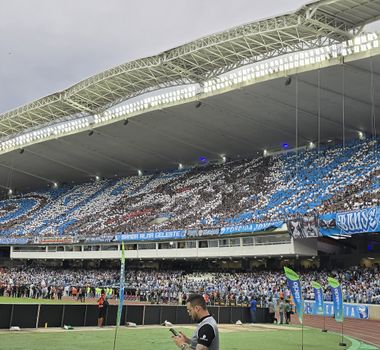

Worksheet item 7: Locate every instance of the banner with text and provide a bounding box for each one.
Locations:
[220,221,283,235]
[0,237,30,245]
[304,300,369,319]
[328,277,344,322]
[320,207,380,236]
[311,281,324,316]
[114,230,186,242]
[284,266,304,323]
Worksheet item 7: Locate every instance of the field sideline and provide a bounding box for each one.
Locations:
[0,324,371,350]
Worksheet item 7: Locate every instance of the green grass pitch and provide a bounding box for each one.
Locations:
[0,325,357,350]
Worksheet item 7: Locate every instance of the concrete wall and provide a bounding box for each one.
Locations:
[10,237,318,260]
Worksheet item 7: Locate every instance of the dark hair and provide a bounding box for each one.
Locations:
[187,294,207,310]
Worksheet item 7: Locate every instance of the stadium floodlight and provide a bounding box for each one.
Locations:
[53,182,58,188]
[8,189,12,195]
[3,33,380,156]
[137,170,143,176]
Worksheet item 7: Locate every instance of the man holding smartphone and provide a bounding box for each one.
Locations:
[172,294,219,350]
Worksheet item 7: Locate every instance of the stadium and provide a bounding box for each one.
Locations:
[0,0,380,349]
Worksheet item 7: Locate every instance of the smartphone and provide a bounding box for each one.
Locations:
[169,328,179,336]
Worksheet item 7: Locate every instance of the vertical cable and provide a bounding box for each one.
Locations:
[370,58,378,170]
[317,70,321,152]
[342,65,345,149]
[296,75,299,177]
[317,70,321,209]
[370,59,376,141]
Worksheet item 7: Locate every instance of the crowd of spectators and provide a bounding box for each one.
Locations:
[0,265,379,305]
[0,138,378,238]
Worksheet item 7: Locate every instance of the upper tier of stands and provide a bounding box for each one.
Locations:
[0,138,378,237]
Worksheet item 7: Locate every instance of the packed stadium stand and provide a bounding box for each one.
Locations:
[0,265,379,305]
[0,137,378,238]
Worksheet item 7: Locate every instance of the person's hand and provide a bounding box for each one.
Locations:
[172,332,189,347]
[179,332,190,343]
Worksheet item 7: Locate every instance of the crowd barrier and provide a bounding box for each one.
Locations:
[0,304,270,329]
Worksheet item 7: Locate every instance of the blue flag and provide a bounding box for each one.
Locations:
[117,242,126,326]
[328,277,344,322]
[311,281,324,316]
[284,267,303,323]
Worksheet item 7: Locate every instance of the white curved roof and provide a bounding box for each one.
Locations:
[1,0,380,139]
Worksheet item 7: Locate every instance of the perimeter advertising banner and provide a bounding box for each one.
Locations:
[284,267,304,323]
[303,301,369,319]
[311,281,324,315]
[328,277,344,322]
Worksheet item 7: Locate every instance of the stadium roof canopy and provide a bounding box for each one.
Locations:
[0,0,380,193]
[1,0,380,139]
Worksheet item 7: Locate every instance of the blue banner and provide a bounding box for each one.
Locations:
[311,281,324,316]
[320,207,380,236]
[114,230,186,242]
[117,242,125,326]
[284,267,304,323]
[220,221,283,235]
[304,301,369,319]
[0,237,30,245]
[328,277,344,322]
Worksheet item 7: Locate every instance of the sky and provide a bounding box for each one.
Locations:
[1,0,380,114]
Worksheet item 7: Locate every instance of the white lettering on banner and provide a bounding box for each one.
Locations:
[334,289,340,301]
[292,281,301,302]
[221,221,282,234]
[337,208,377,233]
[305,301,369,319]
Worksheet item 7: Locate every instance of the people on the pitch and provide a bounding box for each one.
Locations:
[172,294,219,350]
[97,289,109,327]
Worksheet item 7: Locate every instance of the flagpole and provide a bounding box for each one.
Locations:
[339,322,346,347]
[284,267,304,350]
[113,242,126,350]
[322,314,327,332]
[328,277,345,347]
[113,324,119,350]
